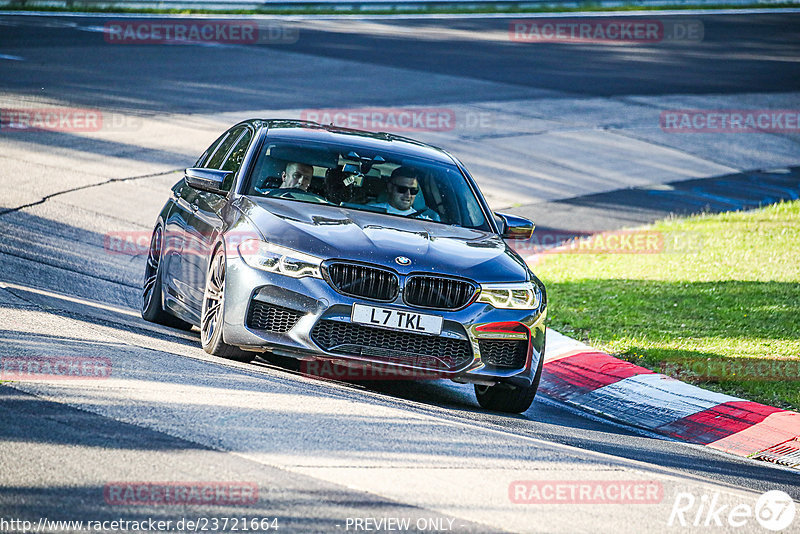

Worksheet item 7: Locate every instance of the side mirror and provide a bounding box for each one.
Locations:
[495,212,534,240]
[184,168,232,195]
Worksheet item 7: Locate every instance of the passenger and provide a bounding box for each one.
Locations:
[370,167,440,221]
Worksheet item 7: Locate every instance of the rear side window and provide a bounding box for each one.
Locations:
[219,129,253,191]
[195,131,229,167]
[206,126,245,170]
[221,129,253,173]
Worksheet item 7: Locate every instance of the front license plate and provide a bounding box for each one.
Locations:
[351,303,442,335]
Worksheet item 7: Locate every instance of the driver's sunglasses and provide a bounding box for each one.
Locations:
[392,184,419,195]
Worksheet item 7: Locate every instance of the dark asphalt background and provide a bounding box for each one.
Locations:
[1,14,799,112]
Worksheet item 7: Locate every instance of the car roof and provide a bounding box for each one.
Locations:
[244,119,457,165]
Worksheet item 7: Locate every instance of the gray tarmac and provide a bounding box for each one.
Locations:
[0,11,798,533]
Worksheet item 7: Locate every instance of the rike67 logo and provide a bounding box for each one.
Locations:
[668,490,796,531]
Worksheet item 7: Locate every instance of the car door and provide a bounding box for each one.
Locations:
[163,129,233,316]
[181,125,254,317]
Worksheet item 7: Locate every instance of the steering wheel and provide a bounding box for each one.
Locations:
[266,188,329,203]
[409,207,430,218]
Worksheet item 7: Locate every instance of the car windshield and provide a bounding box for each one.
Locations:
[243,138,491,231]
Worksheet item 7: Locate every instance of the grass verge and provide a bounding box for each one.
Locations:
[533,200,800,411]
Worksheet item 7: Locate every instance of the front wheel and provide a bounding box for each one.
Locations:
[474,382,537,414]
[200,248,252,362]
[474,354,543,414]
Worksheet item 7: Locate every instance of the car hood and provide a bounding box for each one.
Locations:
[238,197,530,282]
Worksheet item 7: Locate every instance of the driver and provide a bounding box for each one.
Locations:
[370,167,440,221]
[280,162,314,190]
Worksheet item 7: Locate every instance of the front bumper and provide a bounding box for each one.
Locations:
[222,255,546,386]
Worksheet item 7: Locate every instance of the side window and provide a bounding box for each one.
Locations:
[196,131,229,168]
[221,129,253,173]
[219,129,253,191]
[206,126,245,170]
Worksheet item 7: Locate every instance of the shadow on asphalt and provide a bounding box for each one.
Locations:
[2,14,800,113]
[0,390,475,530]
[0,129,191,167]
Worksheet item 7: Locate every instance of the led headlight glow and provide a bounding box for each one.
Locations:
[238,240,322,279]
[478,281,541,310]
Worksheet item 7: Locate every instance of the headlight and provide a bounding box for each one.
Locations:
[478,281,541,310]
[238,240,322,279]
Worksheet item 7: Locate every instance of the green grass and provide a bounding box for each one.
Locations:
[1,2,798,16]
[534,200,800,411]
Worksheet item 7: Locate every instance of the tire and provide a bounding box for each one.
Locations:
[474,353,544,414]
[200,247,252,362]
[141,224,193,331]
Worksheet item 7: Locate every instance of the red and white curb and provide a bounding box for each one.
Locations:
[541,329,800,468]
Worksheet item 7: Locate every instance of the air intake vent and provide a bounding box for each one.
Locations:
[311,319,473,371]
[479,340,528,369]
[403,275,476,310]
[326,262,399,302]
[246,301,302,333]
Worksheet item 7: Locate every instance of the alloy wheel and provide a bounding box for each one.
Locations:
[201,251,225,347]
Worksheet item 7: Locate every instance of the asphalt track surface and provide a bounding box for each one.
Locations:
[0,11,799,534]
